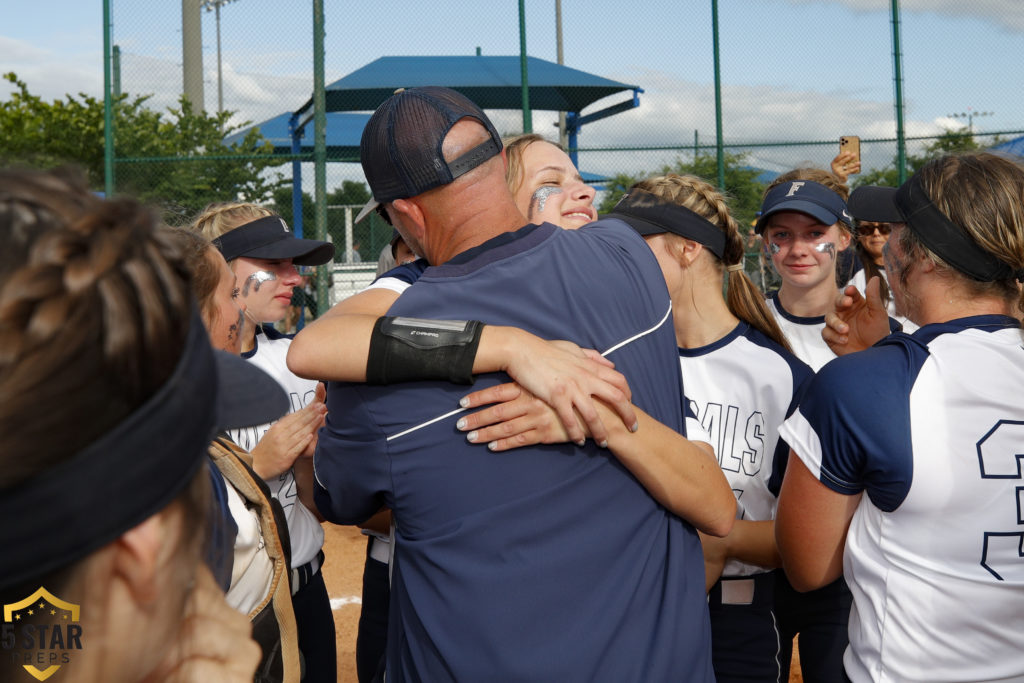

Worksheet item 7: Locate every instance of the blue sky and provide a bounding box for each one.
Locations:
[4,0,1023,181]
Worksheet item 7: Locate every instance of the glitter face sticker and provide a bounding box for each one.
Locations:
[242,270,276,297]
[529,186,563,217]
[814,242,837,260]
[767,242,781,256]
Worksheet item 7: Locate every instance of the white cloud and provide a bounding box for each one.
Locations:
[783,0,1024,32]
[0,36,102,101]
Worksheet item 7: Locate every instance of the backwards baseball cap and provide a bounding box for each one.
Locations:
[0,308,288,590]
[214,215,335,266]
[607,188,726,259]
[355,86,503,223]
[847,185,902,223]
[755,180,852,234]
[865,174,1024,282]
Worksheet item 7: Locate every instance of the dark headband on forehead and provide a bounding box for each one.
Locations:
[894,173,1024,282]
[608,188,727,259]
[0,308,218,589]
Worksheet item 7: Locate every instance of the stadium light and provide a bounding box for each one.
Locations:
[202,0,238,116]
[947,107,993,133]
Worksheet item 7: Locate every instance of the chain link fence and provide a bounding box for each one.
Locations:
[103,0,1024,311]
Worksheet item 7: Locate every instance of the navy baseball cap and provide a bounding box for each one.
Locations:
[355,86,503,223]
[755,180,852,234]
[214,215,336,266]
[847,186,902,223]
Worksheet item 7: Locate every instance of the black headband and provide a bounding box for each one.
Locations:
[895,174,1024,282]
[608,188,727,259]
[0,310,218,590]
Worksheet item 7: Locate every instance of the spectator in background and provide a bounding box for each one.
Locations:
[844,185,918,332]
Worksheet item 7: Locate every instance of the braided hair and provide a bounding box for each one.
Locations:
[632,174,793,353]
[0,167,194,485]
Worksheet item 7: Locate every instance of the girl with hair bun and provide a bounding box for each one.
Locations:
[777,152,1024,682]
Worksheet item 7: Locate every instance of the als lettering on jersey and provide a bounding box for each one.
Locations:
[976,419,1024,582]
[690,400,766,478]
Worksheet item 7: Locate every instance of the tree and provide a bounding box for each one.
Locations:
[597,152,767,234]
[854,128,982,188]
[0,72,280,217]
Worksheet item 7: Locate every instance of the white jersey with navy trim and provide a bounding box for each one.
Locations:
[363,259,428,295]
[846,267,918,333]
[765,291,836,372]
[780,315,1024,683]
[679,322,812,577]
[228,325,324,568]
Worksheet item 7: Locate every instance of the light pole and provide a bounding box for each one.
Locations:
[202,0,237,115]
[948,107,993,133]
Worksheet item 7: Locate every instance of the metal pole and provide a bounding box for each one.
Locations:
[215,2,223,114]
[518,0,532,133]
[891,0,907,183]
[112,45,121,98]
[556,0,567,148]
[103,0,114,196]
[313,0,330,317]
[182,0,205,109]
[711,0,725,190]
[289,113,304,238]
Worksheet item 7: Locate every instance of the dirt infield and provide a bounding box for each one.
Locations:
[321,522,804,682]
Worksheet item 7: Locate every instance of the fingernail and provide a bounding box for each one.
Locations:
[459,397,469,408]
[576,439,586,447]
[598,440,609,449]
[466,431,478,442]
[630,421,639,433]
[488,441,498,451]
[456,418,467,430]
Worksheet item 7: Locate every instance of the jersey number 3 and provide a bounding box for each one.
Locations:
[978,420,1024,581]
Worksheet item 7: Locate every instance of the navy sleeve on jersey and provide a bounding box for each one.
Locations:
[794,336,928,511]
[372,258,428,287]
[314,382,392,525]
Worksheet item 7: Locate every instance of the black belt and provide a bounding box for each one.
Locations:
[290,549,325,596]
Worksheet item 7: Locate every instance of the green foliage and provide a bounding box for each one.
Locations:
[327,180,371,206]
[597,152,767,235]
[854,128,982,188]
[0,72,279,217]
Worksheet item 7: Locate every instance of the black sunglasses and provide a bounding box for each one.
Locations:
[857,222,891,236]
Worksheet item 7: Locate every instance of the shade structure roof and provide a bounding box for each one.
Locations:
[991,135,1024,157]
[223,111,369,160]
[298,55,640,115]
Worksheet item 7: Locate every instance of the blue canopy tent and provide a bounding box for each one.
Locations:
[273,55,642,237]
[223,111,369,158]
[991,135,1024,157]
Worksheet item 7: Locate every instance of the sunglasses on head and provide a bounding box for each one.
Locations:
[857,222,891,236]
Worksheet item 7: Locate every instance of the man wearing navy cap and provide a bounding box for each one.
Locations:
[313,86,720,681]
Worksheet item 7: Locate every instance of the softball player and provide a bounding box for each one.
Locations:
[777,153,1024,682]
[754,171,860,681]
[594,175,810,682]
[192,204,338,683]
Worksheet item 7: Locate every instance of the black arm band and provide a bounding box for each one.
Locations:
[365,316,485,385]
